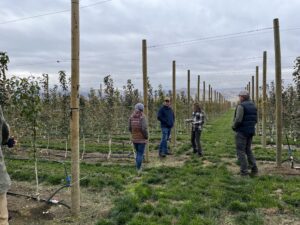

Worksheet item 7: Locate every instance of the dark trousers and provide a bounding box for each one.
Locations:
[159,127,171,155]
[235,132,258,175]
[191,130,202,155]
[134,143,146,170]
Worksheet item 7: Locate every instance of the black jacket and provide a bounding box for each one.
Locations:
[157,105,175,128]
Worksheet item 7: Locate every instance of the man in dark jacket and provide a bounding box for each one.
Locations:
[232,91,258,176]
[157,97,175,157]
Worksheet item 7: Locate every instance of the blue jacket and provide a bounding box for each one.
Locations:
[157,105,175,128]
[235,100,257,136]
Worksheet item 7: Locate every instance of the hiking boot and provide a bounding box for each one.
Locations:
[250,168,258,176]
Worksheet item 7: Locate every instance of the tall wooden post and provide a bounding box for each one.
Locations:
[208,84,211,103]
[71,0,80,216]
[187,70,190,112]
[256,66,259,135]
[172,60,176,149]
[273,18,282,167]
[262,51,267,148]
[251,76,255,101]
[248,81,251,94]
[203,81,206,102]
[142,39,149,162]
[197,75,200,102]
[255,67,259,106]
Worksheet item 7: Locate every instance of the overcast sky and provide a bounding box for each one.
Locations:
[1,0,300,96]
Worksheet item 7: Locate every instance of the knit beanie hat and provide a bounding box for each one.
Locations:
[135,103,144,112]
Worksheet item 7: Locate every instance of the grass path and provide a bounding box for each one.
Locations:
[97,110,300,225]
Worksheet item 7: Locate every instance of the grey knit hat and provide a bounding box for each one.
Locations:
[238,90,249,96]
[135,103,144,112]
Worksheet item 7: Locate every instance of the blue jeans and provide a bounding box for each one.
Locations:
[159,127,171,155]
[134,143,146,170]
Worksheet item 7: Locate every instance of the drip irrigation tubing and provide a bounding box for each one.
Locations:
[7,191,71,209]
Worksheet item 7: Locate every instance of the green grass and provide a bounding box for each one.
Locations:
[95,110,300,224]
[5,109,300,224]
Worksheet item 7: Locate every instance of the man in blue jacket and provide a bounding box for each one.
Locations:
[157,97,175,157]
[232,91,258,176]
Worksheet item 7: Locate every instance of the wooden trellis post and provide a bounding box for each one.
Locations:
[262,51,267,148]
[70,0,80,216]
[251,76,255,102]
[273,18,282,167]
[172,60,176,150]
[256,66,259,135]
[142,39,149,162]
[187,70,191,114]
[197,75,200,102]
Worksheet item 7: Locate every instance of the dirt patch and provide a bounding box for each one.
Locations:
[8,181,113,225]
[144,151,189,169]
[223,157,300,176]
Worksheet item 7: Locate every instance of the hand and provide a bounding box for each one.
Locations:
[231,126,236,131]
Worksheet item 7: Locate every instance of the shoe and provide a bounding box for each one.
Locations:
[250,169,258,177]
[198,153,203,157]
[159,153,166,157]
[166,152,173,155]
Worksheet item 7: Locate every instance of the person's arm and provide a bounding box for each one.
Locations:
[157,108,167,124]
[141,117,148,139]
[1,122,9,145]
[232,105,244,130]
[199,112,205,126]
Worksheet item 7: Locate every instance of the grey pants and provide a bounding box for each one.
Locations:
[191,130,202,155]
[235,132,257,175]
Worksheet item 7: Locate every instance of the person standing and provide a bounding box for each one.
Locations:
[157,97,175,157]
[186,103,205,156]
[0,106,12,225]
[129,103,148,175]
[232,91,258,176]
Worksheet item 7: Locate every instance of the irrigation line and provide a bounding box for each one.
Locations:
[7,191,71,209]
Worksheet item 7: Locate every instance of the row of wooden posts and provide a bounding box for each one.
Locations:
[69,1,283,215]
[244,19,283,169]
[142,40,231,163]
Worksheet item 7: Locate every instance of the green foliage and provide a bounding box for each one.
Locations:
[293,56,300,99]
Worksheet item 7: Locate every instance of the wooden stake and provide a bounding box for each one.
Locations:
[142,39,149,162]
[197,75,200,102]
[203,81,206,102]
[71,0,80,216]
[255,67,259,105]
[256,66,259,135]
[208,84,211,103]
[187,70,190,108]
[172,60,176,149]
[251,76,255,101]
[262,51,267,148]
[273,18,282,167]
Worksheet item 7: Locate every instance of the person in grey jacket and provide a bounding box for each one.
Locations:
[232,91,258,176]
[0,106,12,225]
